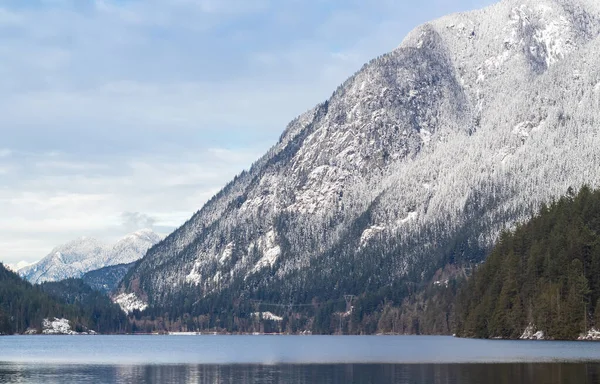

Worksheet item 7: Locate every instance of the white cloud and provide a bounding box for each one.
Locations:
[121,212,156,232]
[0,148,260,264]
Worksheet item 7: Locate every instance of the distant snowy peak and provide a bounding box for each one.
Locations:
[47,237,106,264]
[125,229,162,243]
[19,229,162,284]
[5,261,34,273]
[107,229,163,266]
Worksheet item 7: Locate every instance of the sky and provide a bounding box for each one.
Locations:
[0,0,496,266]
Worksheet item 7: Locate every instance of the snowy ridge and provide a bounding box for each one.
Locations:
[113,293,148,314]
[19,229,161,284]
[6,261,33,273]
[120,0,600,310]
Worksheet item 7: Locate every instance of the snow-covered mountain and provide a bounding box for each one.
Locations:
[6,261,34,273]
[118,0,600,312]
[20,229,162,284]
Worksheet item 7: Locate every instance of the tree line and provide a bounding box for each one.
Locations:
[0,264,127,335]
[456,186,600,339]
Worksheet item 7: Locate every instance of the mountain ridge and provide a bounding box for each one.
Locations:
[118,0,600,328]
[20,229,162,284]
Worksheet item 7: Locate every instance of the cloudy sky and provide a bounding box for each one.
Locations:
[0,0,495,265]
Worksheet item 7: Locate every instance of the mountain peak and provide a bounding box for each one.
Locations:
[121,228,162,242]
[117,0,600,321]
[397,0,600,80]
[19,229,162,284]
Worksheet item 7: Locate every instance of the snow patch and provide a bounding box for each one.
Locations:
[219,242,234,264]
[398,212,418,225]
[520,324,545,340]
[252,312,283,322]
[483,4,572,75]
[420,129,432,145]
[213,271,222,284]
[41,318,95,335]
[360,225,386,247]
[251,230,281,273]
[512,121,535,141]
[532,7,572,67]
[579,329,600,341]
[113,293,148,314]
[53,252,64,263]
[186,264,202,285]
[593,82,600,106]
[289,164,349,215]
[512,4,573,67]
[43,318,75,335]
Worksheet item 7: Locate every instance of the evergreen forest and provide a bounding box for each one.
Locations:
[456,186,600,339]
[0,264,127,335]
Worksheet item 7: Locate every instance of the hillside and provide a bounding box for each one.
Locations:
[117,0,600,332]
[456,186,600,340]
[39,279,129,334]
[82,263,136,294]
[0,263,125,335]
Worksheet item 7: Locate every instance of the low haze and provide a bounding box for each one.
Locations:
[0,0,495,265]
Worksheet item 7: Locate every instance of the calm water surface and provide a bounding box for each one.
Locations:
[2,335,600,383]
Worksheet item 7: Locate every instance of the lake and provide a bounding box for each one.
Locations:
[2,335,600,383]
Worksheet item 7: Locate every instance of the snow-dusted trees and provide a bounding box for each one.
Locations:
[120,0,600,334]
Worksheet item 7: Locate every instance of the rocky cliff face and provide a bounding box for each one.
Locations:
[119,0,600,311]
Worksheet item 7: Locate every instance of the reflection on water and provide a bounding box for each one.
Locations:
[4,336,600,383]
[2,363,600,384]
[4,336,600,365]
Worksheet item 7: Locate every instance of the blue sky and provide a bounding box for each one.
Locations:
[0,0,496,265]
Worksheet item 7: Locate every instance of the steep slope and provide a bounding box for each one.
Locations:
[20,229,161,284]
[0,263,124,335]
[82,262,136,294]
[455,186,600,340]
[39,279,129,334]
[20,237,106,284]
[106,229,162,266]
[119,0,600,322]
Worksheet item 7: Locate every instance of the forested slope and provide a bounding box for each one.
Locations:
[456,186,600,340]
[40,279,129,334]
[0,263,79,334]
[117,0,600,334]
[0,263,126,335]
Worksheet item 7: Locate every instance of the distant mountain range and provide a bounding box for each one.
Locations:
[6,261,33,273]
[18,229,161,284]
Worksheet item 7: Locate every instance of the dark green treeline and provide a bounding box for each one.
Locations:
[456,186,600,340]
[0,263,127,335]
